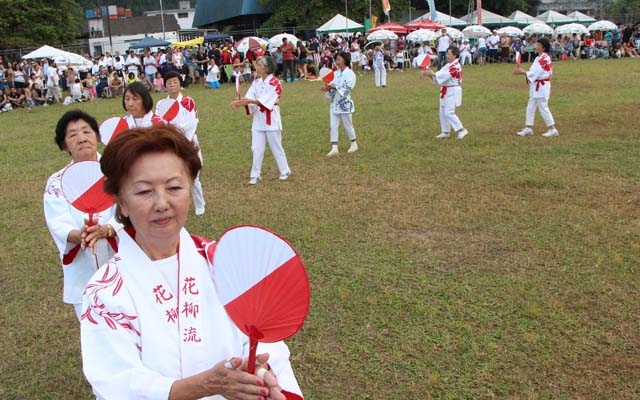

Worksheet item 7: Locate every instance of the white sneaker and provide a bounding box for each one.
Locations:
[456,129,469,140]
[248,177,261,185]
[347,142,359,153]
[279,172,290,181]
[326,148,339,157]
[195,207,205,216]
[516,127,534,136]
[542,128,559,137]
[435,133,450,139]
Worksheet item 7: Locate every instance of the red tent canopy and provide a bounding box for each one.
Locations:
[404,19,445,31]
[366,21,408,34]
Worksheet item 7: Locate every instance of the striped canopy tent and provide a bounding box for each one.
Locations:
[508,10,543,26]
[566,11,597,24]
[536,10,576,25]
[404,19,445,31]
[411,11,467,27]
[460,9,516,27]
[367,21,408,34]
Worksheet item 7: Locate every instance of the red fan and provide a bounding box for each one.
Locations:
[61,161,114,222]
[156,99,181,122]
[99,117,130,145]
[212,225,310,374]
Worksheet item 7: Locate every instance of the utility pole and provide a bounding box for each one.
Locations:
[160,0,166,40]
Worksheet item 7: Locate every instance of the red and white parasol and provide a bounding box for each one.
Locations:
[212,225,310,374]
[319,67,335,84]
[99,117,129,145]
[155,99,181,123]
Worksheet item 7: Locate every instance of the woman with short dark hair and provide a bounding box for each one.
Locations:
[44,110,120,321]
[122,81,164,127]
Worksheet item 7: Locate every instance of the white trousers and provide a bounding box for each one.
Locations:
[440,104,463,133]
[460,53,472,65]
[192,153,205,211]
[330,113,356,143]
[525,98,555,126]
[251,130,290,178]
[374,67,387,86]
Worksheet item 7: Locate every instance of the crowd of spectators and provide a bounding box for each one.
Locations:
[1,21,637,114]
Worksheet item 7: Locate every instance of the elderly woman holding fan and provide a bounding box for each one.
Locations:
[44,110,120,321]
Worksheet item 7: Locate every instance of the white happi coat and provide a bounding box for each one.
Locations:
[245,74,282,131]
[44,158,119,305]
[81,228,303,400]
[124,111,165,129]
[328,67,356,115]
[156,93,199,142]
[527,52,553,100]
[434,59,462,108]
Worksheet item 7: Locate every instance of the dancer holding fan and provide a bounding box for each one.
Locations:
[231,55,291,185]
[81,125,305,400]
[156,70,206,216]
[44,110,120,321]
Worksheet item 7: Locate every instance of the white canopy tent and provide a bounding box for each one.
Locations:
[460,10,515,27]
[411,11,467,27]
[316,14,364,34]
[567,11,597,24]
[22,45,69,60]
[509,10,543,26]
[22,44,92,69]
[536,10,576,25]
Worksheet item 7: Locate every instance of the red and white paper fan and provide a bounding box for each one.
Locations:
[99,117,130,145]
[156,99,181,123]
[319,67,334,84]
[60,161,114,218]
[212,225,310,374]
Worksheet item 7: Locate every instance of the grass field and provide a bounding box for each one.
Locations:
[1,58,639,399]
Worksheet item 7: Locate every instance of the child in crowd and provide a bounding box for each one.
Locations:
[70,78,83,102]
[153,71,165,92]
[125,72,138,86]
[83,74,97,102]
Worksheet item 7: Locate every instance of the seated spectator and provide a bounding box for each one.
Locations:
[96,67,110,98]
[153,71,165,92]
[109,72,124,96]
[139,74,153,92]
[395,49,405,70]
[0,88,11,112]
[70,78,83,102]
[83,74,97,102]
[125,71,138,86]
[29,82,46,106]
[8,87,26,109]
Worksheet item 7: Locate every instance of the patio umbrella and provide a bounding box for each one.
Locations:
[406,29,439,43]
[587,20,618,32]
[269,33,300,48]
[555,23,589,36]
[405,19,445,31]
[367,29,399,41]
[496,26,524,37]
[462,25,492,38]
[363,40,383,50]
[442,27,464,41]
[234,36,268,53]
[367,22,408,34]
[523,22,554,35]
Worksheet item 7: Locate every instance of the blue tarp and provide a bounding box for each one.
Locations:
[129,36,171,49]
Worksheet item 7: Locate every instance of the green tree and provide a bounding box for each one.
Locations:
[607,0,640,20]
[0,0,83,49]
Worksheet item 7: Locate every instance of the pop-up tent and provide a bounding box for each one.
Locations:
[128,36,172,50]
[317,13,364,33]
[536,10,576,25]
[411,11,467,27]
[509,10,543,26]
[22,45,69,60]
[461,10,515,27]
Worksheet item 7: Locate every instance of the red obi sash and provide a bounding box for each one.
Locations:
[535,78,550,91]
[440,86,459,99]
[245,103,279,125]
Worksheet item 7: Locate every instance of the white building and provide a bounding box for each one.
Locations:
[145,0,196,30]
